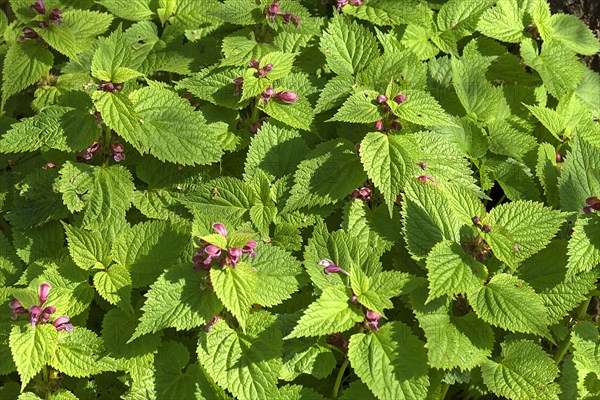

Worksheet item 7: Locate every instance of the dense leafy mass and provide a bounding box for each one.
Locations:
[0,0,599,399]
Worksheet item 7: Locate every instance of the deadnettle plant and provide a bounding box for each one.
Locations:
[193,223,257,271]
[266,0,300,26]
[318,258,348,275]
[9,283,73,332]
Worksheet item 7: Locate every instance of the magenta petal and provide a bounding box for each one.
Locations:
[52,315,70,327]
[212,223,228,237]
[9,299,22,309]
[38,283,51,305]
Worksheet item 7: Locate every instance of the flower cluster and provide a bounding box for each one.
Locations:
[112,142,125,162]
[266,0,300,26]
[249,59,273,78]
[19,1,62,41]
[350,186,372,202]
[9,283,73,332]
[414,159,437,185]
[193,223,257,271]
[260,87,298,107]
[336,0,363,12]
[373,93,407,132]
[97,82,123,93]
[583,197,600,214]
[78,141,101,161]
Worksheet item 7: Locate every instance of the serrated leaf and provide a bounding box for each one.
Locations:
[177,66,247,110]
[360,131,419,214]
[559,136,600,212]
[348,321,429,400]
[2,41,53,108]
[329,90,382,123]
[571,321,600,376]
[520,240,597,324]
[97,0,153,21]
[131,263,222,340]
[390,89,456,127]
[287,139,366,210]
[49,328,113,378]
[197,312,282,400]
[261,96,314,131]
[546,14,600,56]
[342,201,401,254]
[481,340,560,400]
[485,200,567,267]
[426,241,487,303]
[38,24,79,61]
[154,341,200,399]
[211,264,258,329]
[477,0,525,43]
[411,288,494,371]
[62,223,110,270]
[567,215,600,275]
[280,339,336,381]
[251,245,301,307]
[468,273,549,337]
[93,264,132,311]
[129,86,223,165]
[315,74,354,114]
[319,14,379,76]
[10,324,59,390]
[92,91,140,142]
[286,285,364,339]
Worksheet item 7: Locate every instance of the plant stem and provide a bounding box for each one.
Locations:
[332,358,349,400]
[553,333,571,364]
[576,295,592,321]
[439,382,450,400]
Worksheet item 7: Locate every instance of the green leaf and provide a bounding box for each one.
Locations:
[520,240,597,324]
[287,139,366,210]
[251,245,301,307]
[62,223,110,270]
[558,136,600,212]
[12,222,65,264]
[536,143,561,207]
[244,122,308,180]
[329,90,382,123]
[343,0,432,27]
[97,0,153,21]
[259,51,295,81]
[38,24,79,61]
[342,201,401,254]
[112,220,190,287]
[477,0,525,43]
[92,91,140,142]
[93,264,132,311]
[481,340,560,400]
[261,96,314,131]
[280,339,336,381]
[390,89,456,127]
[197,311,282,400]
[1,41,53,108]
[319,14,379,76]
[154,341,199,399]
[546,14,600,56]
[468,273,550,337]
[567,215,600,275]
[411,288,494,371]
[571,321,600,376]
[129,86,223,165]
[286,285,364,339]
[49,328,113,378]
[131,263,222,340]
[360,131,419,214]
[210,264,258,329]
[437,0,494,37]
[10,324,59,390]
[209,0,261,26]
[348,321,430,400]
[426,241,487,303]
[177,66,247,110]
[485,200,568,267]
[315,74,354,114]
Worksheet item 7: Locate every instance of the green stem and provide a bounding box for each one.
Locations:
[576,295,592,321]
[332,358,349,400]
[495,194,506,206]
[439,382,450,400]
[554,333,571,364]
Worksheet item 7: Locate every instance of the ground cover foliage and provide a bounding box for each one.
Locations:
[0,0,599,399]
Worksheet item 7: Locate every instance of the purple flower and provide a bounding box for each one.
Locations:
[319,258,347,275]
[377,95,387,104]
[249,60,259,69]
[350,187,371,201]
[242,240,257,258]
[393,94,407,104]
[556,153,563,163]
[283,13,300,26]
[48,9,63,24]
[29,305,41,327]
[264,63,273,73]
[98,81,115,93]
[365,310,381,332]
[111,142,124,153]
[30,0,45,14]
[9,300,27,320]
[232,76,244,96]
[585,197,600,212]
[261,87,276,106]
[39,306,56,324]
[275,91,298,104]
[52,316,73,332]
[266,0,300,26]
[374,120,384,131]
[472,216,481,225]
[42,162,56,169]
[212,223,228,237]
[205,315,219,332]
[18,27,39,42]
[38,283,51,305]
[350,295,358,303]
[416,175,437,185]
[226,247,243,268]
[94,111,103,125]
[482,224,492,233]
[336,0,348,11]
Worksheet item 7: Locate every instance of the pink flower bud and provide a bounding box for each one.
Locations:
[419,160,427,170]
[88,142,101,153]
[263,87,275,97]
[472,216,481,225]
[205,315,219,332]
[39,306,56,324]
[205,245,221,257]
[583,206,592,214]
[374,120,384,131]
[393,94,407,104]
[391,121,402,131]
[350,295,358,303]
[365,310,381,321]
[482,225,492,233]
[258,68,266,77]
[53,315,73,331]
[112,142,124,152]
[9,299,22,309]
[377,95,387,104]
[275,91,298,104]
[249,60,259,69]
[212,223,228,237]
[556,153,562,163]
[264,63,273,72]
[38,283,51,305]
[113,152,125,162]
[42,162,56,169]
[29,305,41,327]
[30,0,46,14]
[585,197,600,206]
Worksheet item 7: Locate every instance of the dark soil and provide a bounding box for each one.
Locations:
[549,0,600,72]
